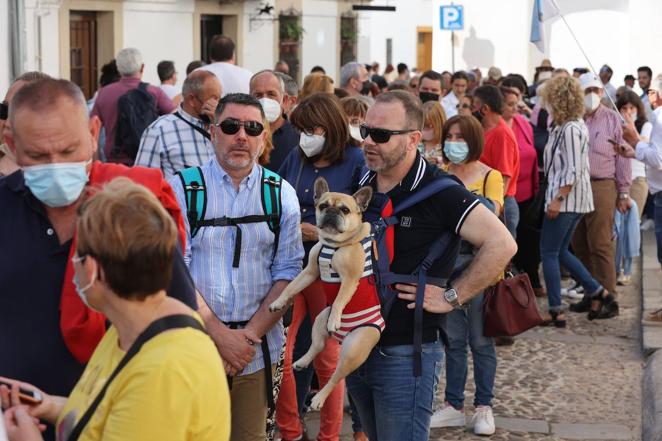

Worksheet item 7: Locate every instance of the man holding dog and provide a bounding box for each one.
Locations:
[169,93,303,441]
[347,90,517,440]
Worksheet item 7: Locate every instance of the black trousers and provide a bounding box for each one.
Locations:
[514,198,542,289]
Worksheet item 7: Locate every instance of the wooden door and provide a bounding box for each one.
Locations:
[70,12,98,100]
[416,27,432,72]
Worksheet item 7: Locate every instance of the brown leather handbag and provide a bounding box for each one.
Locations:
[483,271,544,337]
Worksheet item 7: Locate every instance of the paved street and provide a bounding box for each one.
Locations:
[304,259,644,440]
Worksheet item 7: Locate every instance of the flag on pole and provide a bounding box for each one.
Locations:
[530,0,560,53]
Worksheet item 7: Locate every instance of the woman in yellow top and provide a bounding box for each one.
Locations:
[430,115,502,436]
[1,178,230,441]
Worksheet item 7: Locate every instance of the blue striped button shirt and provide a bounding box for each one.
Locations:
[135,107,215,179]
[169,158,304,376]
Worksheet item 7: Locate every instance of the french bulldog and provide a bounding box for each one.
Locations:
[269,177,384,410]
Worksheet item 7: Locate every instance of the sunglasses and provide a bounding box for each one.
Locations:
[217,118,264,137]
[456,103,472,109]
[359,124,416,144]
[0,101,8,120]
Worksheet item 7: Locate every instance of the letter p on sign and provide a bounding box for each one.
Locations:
[440,5,463,31]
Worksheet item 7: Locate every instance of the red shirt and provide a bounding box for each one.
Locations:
[511,115,539,202]
[91,77,175,165]
[480,118,520,197]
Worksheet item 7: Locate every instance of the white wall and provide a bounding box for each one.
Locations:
[300,0,339,78]
[241,0,276,75]
[23,0,61,77]
[122,0,195,86]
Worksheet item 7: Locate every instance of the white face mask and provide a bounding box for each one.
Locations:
[72,255,97,310]
[258,97,282,123]
[299,133,325,157]
[349,124,363,141]
[584,93,601,113]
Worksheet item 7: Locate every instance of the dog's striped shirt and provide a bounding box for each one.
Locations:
[318,235,385,342]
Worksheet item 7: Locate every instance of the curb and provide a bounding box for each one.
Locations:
[642,228,662,441]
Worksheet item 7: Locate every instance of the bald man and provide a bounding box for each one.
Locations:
[134,70,221,178]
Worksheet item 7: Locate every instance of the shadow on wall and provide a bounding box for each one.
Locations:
[462,26,495,70]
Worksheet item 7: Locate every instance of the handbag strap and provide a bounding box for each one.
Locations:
[544,122,570,177]
[67,314,205,441]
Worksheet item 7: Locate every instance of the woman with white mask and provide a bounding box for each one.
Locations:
[340,96,369,147]
[275,92,366,441]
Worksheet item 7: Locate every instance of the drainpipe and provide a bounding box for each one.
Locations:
[9,0,27,79]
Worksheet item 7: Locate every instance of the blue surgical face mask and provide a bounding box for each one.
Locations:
[443,141,470,164]
[23,160,91,207]
[72,255,97,309]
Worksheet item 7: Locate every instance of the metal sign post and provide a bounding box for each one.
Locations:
[440,4,463,72]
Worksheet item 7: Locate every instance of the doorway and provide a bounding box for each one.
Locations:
[201,14,223,63]
[416,26,432,72]
[69,11,98,100]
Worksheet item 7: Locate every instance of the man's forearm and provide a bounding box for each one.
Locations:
[246,280,290,338]
[196,291,230,343]
[453,235,516,305]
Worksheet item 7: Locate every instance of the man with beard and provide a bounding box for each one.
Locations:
[169,93,303,441]
[347,91,516,440]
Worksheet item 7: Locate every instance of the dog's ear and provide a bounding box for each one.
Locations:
[352,186,373,212]
[314,177,330,202]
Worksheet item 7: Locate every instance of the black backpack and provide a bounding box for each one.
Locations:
[113,82,159,161]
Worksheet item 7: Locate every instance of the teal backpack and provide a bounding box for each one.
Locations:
[176,166,283,268]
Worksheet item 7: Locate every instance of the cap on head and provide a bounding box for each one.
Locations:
[579,73,603,91]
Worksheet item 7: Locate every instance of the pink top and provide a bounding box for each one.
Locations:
[91,77,175,164]
[511,114,539,202]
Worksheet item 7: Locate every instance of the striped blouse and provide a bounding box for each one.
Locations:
[543,119,594,213]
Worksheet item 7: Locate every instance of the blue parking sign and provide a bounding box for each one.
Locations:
[440,5,463,30]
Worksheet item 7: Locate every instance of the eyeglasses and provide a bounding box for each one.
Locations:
[217,118,264,137]
[0,101,8,120]
[359,124,416,144]
[456,104,472,109]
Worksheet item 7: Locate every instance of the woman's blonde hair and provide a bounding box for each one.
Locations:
[299,73,334,101]
[422,100,447,146]
[540,76,585,125]
[258,119,273,166]
[76,177,178,299]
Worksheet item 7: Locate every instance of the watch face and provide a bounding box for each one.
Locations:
[444,288,458,303]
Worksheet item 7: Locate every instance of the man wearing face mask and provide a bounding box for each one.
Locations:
[340,62,370,98]
[134,70,221,179]
[417,70,446,105]
[569,73,631,306]
[250,70,300,172]
[0,78,198,440]
[442,71,469,118]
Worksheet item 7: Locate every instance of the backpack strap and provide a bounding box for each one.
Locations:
[67,315,205,441]
[177,167,207,238]
[260,167,283,258]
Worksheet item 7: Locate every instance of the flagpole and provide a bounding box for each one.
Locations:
[548,0,624,122]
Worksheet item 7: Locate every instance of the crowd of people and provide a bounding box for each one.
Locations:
[0,32,661,441]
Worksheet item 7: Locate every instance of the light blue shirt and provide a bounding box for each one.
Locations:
[169,157,303,376]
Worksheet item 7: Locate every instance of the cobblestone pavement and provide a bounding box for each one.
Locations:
[303,260,643,440]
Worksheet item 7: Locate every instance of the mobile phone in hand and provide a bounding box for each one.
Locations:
[0,381,43,405]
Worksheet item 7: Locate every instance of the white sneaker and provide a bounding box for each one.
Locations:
[617,273,632,286]
[567,289,585,300]
[471,406,496,436]
[641,219,655,231]
[430,403,465,428]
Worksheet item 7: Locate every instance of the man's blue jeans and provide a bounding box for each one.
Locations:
[441,292,496,409]
[540,212,602,312]
[655,192,662,265]
[346,340,444,441]
[504,195,520,239]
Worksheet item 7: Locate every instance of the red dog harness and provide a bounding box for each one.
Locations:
[318,236,385,342]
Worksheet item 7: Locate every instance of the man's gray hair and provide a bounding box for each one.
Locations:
[340,62,362,88]
[182,70,217,97]
[651,73,662,94]
[9,78,87,125]
[116,48,143,76]
[374,90,424,130]
[249,70,285,95]
[275,72,298,97]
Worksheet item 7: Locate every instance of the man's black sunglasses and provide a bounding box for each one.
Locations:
[359,124,416,144]
[0,101,8,120]
[216,118,264,137]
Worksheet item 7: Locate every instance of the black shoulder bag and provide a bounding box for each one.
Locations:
[67,315,206,441]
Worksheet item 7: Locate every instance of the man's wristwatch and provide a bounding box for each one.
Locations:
[443,287,468,310]
[618,193,630,200]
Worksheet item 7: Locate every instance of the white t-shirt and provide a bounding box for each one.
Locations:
[160,84,181,101]
[632,121,653,179]
[197,62,253,97]
[442,92,460,118]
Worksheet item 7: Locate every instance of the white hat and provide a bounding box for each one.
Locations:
[579,73,602,91]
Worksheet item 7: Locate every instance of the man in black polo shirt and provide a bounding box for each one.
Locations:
[0,78,197,440]
[347,91,516,441]
[249,69,300,172]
